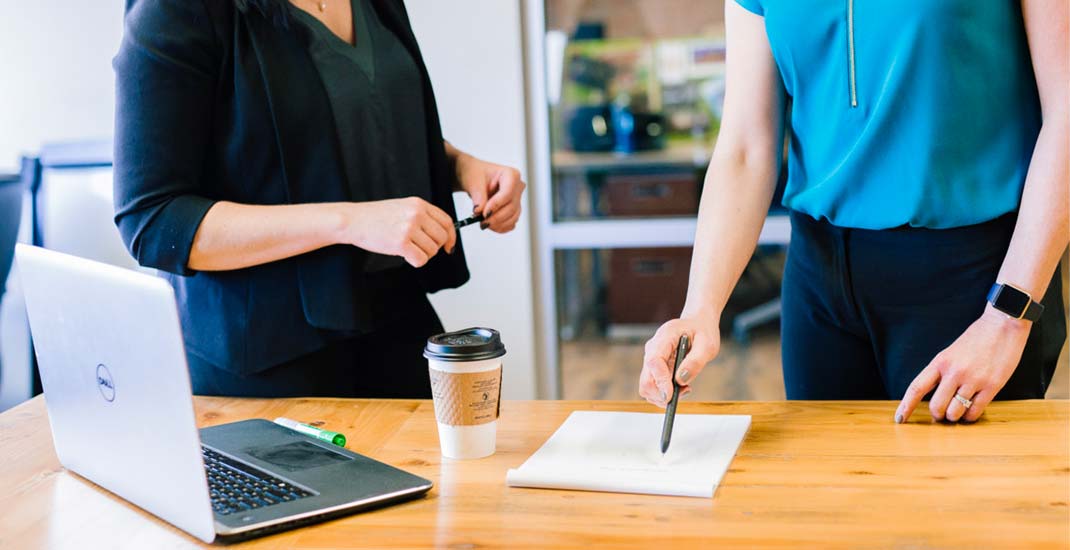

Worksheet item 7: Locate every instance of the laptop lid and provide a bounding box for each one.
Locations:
[16,245,216,543]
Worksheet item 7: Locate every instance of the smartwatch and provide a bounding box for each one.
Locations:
[987,283,1044,322]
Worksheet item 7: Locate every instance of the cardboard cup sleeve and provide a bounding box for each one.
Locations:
[429,367,502,426]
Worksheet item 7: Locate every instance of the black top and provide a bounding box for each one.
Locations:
[288,1,432,213]
[112,0,469,375]
[289,0,432,298]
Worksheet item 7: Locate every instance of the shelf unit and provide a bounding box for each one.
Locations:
[548,216,790,250]
[523,0,789,399]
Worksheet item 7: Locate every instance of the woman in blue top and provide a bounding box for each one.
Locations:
[640,0,1067,423]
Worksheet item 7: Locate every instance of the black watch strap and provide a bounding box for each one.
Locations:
[987,283,1044,322]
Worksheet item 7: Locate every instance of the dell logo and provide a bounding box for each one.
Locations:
[96,364,115,402]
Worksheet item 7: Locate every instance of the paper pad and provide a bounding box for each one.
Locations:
[506,411,750,498]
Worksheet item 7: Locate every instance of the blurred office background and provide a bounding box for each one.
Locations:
[0,1,1066,412]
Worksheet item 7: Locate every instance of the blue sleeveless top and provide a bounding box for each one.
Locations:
[735,0,1040,229]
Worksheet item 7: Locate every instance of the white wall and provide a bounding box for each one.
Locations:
[0,2,124,409]
[0,2,123,172]
[0,2,538,403]
[405,0,538,400]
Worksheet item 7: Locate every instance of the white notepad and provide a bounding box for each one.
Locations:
[506,411,751,498]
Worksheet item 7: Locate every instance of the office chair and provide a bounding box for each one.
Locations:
[0,168,26,388]
[0,174,21,285]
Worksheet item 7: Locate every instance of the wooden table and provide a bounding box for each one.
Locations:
[1,397,1068,549]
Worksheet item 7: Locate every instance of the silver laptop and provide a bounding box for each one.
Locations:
[16,244,432,543]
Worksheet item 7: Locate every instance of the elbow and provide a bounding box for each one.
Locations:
[113,211,156,270]
[710,136,782,184]
[112,193,214,276]
[1040,107,1069,140]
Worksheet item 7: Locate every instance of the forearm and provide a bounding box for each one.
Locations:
[443,140,468,192]
[681,149,780,320]
[443,140,464,162]
[679,1,787,323]
[187,201,347,271]
[994,0,1070,321]
[994,117,1070,307]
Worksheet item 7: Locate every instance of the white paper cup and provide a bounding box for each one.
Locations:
[425,328,506,460]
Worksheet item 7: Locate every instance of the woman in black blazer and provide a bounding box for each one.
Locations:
[112,0,525,398]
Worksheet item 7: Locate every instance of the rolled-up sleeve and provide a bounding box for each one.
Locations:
[112,0,220,276]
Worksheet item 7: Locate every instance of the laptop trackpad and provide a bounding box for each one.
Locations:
[244,441,353,472]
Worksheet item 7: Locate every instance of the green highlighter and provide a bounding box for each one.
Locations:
[274,417,347,447]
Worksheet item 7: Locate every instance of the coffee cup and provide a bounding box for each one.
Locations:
[424,328,506,459]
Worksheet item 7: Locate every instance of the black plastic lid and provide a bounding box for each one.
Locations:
[424,327,506,362]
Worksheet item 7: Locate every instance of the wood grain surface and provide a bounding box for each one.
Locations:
[1,397,1067,549]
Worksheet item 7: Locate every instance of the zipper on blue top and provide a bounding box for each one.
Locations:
[847,0,858,108]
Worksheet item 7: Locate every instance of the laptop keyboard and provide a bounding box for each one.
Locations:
[202,447,313,516]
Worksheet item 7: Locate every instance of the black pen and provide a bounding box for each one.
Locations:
[454,213,484,229]
[660,334,690,454]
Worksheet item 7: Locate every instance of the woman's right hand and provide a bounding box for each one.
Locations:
[338,197,457,268]
[639,313,721,407]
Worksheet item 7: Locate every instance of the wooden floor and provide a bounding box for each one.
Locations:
[561,327,1070,401]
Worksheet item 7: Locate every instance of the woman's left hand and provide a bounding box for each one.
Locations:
[454,153,525,233]
[895,306,1032,424]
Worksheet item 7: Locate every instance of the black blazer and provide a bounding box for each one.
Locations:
[113,0,469,375]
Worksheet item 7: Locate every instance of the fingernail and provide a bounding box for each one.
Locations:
[894,413,903,424]
[678,369,690,384]
[480,222,489,230]
[659,390,666,403]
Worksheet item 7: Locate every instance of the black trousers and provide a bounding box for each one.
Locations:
[781,211,1066,400]
[188,295,443,398]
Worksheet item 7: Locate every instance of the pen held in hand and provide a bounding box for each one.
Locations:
[660,334,690,454]
[454,213,484,230]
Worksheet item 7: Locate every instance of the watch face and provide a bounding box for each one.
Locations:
[994,285,1030,316]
